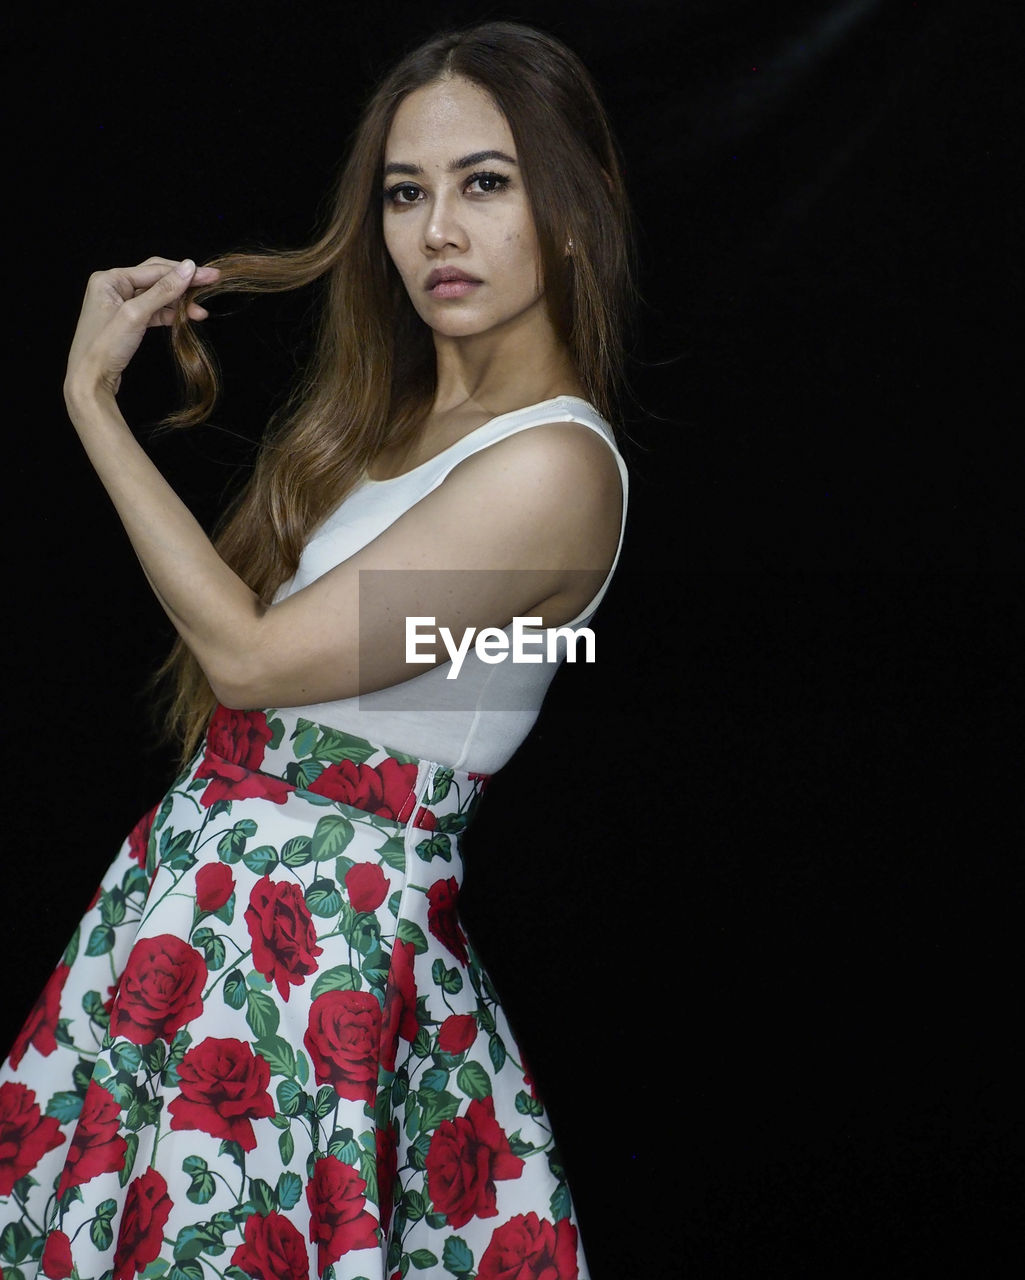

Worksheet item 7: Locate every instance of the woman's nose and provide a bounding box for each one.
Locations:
[423,193,468,252]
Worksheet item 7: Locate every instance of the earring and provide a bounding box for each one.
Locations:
[565,237,574,254]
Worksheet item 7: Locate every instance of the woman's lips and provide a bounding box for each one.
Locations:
[429,279,481,298]
[425,267,482,297]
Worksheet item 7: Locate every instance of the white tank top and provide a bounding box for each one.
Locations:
[272,395,629,773]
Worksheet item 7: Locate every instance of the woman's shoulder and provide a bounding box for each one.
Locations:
[443,395,624,480]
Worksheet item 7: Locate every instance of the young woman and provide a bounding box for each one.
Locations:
[0,21,634,1280]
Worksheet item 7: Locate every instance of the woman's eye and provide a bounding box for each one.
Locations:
[468,171,509,195]
[384,184,421,205]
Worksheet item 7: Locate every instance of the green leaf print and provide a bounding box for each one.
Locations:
[85,922,116,957]
[173,1222,225,1262]
[276,1079,307,1118]
[287,758,325,788]
[432,958,463,995]
[442,1236,475,1277]
[311,725,376,765]
[99,887,127,926]
[217,819,257,863]
[360,945,390,989]
[488,1034,507,1073]
[281,835,314,867]
[242,844,278,874]
[291,722,319,758]
[312,815,355,860]
[170,1261,206,1280]
[305,877,342,918]
[246,989,280,1039]
[162,830,197,871]
[508,1132,537,1156]
[378,835,407,870]
[410,1250,440,1270]
[223,968,247,1009]
[349,914,381,956]
[278,1128,295,1165]
[184,1156,216,1205]
[550,1182,573,1222]
[396,920,429,954]
[253,1035,296,1079]
[0,1220,31,1264]
[250,1177,276,1216]
[45,1091,83,1123]
[277,1170,302,1210]
[417,1088,460,1131]
[415,834,451,862]
[429,769,454,803]
[456,1062,492,1101]
[310,964,361,999]
[119,1132,140,1186]
[110,1042,143,1074]
[266,716,285,749]
[192,928,227,971]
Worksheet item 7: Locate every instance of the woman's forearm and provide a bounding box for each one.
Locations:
[64,382,265,699]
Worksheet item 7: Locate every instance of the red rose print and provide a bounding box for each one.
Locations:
[425,1096,524,1229]
[194,707,291,809]
[376,1122,399,1234]
[380,939,418,1073]
[304,990,381,1104]
[167,1037,274,1151]
[8,961,70,1068]
[438,1013,478,1055]
[108,934,207,1045]
[230,1210,309,1280]
[344,862,389,913]
[245,876,323,1000]
[307,1155,379,1269]
[0,1081,64,1196]
[41,1230,73,1279]
[126,804,158,871]
[112,1167,173,1280]
[426,877,468,965]
[307,756,416,819]
[412,805,436,831]
[478,1213,579,1280]
[56,1080,128,1197]
[195,862,235,912]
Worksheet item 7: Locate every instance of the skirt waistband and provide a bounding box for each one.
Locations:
[197,705,489,832]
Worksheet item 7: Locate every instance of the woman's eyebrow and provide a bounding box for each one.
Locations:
[383,149,518,177]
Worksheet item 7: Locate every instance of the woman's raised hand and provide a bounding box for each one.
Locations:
[64,257,221,403]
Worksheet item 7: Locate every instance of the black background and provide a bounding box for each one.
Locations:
[3,1,1021,1274]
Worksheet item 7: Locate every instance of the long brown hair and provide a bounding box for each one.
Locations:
[159,20,637,761]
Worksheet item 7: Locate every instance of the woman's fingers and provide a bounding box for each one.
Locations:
[111,261,220,328]
[94,260,221,304]
[66,259,221,397]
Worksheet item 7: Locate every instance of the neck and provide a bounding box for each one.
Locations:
[429,310,584,416]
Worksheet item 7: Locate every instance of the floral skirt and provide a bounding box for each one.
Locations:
[0,707,587,1280]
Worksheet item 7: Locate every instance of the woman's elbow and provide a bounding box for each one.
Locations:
[203,650,275,711]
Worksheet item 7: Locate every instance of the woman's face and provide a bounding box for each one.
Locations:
[382,75,547,344]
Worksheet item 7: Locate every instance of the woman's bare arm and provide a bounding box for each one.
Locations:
[64,259,622,709]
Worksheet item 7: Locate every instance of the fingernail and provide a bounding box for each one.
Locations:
[176,259,195,278]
